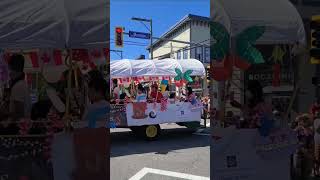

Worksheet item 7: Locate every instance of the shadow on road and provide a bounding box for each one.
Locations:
[110,128,209,157]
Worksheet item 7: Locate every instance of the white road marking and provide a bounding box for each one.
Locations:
[129,167,210,180]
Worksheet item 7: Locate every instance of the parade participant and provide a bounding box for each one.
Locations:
[82,70,109,128]
[163,86,170,99]
[136,84,147,102]
[230,80,272,128]
[186,86,196,104]
[310,98,320,119]
[169,92,176,104]
[0,54,31,134]
[112,79,120,99]
[150,84,163,103]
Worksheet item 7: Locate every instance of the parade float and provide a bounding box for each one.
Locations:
[210,0,306,180]
[0,0,109,180]
[110,58,206,140]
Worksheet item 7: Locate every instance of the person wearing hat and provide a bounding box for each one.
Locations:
[1,54,31,133]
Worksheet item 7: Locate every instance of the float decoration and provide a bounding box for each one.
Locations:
[210,22,265,81]
[160,98,168,112]
[174,68,193,84]
[269,45,286,87]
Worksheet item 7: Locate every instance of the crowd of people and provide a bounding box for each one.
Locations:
[216,79,320,178]
[0,53,110,134]
[110,79,199,105]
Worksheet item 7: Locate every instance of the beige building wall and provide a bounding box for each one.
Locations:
[190,21,210,44]
[152,26,191,59]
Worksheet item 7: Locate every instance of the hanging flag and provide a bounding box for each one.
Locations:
[53,50,63,65]
[72,49,90,63]
[119,77,130,84]
[104,48,110,61]
[3,51,12,63]
[0,51,9,84]
[28,52,40,68]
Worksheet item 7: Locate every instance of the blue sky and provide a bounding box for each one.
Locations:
[110,0,210,60]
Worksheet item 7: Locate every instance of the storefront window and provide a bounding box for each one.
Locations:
[177,50,181,59]
[205,47,210,63]
[183,50,188,59]
[196,47,203,61]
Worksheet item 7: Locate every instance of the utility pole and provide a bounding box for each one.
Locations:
[150,19,153,59]
[170,42,173,58]
[131,17,153,59]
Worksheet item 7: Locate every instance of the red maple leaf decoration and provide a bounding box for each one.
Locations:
[210,55,251,81]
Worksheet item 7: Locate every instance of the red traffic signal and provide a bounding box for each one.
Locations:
[115,27,124,48]
[116,27,123,34]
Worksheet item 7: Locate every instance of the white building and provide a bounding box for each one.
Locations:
[148,14,210,65]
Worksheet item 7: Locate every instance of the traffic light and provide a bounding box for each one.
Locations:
[115,27,124,48]
[311,15,320,63]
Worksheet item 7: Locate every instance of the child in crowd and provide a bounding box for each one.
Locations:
[82,70,109,128]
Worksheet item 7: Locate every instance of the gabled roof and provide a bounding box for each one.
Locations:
[147,14,210,50]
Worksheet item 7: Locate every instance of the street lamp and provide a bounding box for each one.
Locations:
[131,17,153,59]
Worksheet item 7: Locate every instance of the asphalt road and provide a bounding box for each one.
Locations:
[110,124,210,180]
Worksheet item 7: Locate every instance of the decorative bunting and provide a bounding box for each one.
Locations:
[160,98,168,112]
[53,50,63,65]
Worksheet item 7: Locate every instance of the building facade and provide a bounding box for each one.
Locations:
[148,14,210,65]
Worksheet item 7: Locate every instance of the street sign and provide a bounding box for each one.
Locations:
[129,31,151,39]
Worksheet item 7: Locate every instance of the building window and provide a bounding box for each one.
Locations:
[196,46,203,61]
[205,47,210,63]
[177,50,181,59]
[183,50,188,59]
[190,47,196,59]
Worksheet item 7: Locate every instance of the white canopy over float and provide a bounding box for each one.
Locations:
[0,0,109,49]
[0,0,109,82]
[212,0,305,45]
[110,59,206,78]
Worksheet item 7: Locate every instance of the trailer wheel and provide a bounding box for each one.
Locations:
[141,125,161,141]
